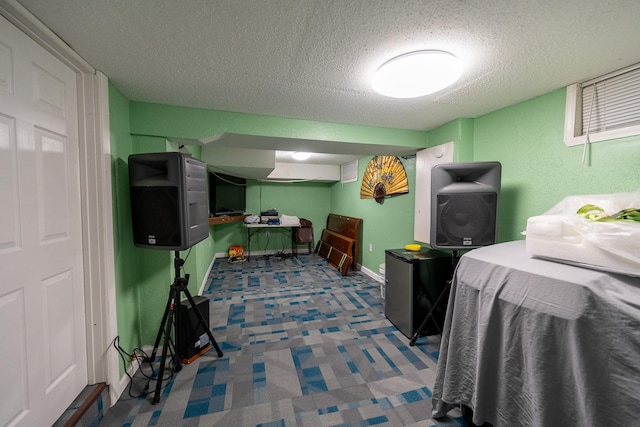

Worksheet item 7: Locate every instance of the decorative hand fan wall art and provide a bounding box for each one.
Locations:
[360,156,409,203]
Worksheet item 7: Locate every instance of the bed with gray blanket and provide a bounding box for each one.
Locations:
[432,240,640,427]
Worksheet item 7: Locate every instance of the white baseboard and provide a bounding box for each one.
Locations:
[360,264,383,283]
[199,255,218,295]
[214,249,314,260]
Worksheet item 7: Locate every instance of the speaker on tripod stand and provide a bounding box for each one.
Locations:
[129,151,209,250]
[410,161,501,346]
[128,152,223,405]
[430,161,501,250]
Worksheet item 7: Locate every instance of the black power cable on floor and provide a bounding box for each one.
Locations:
[111,336,176,400]
[112,336,152,399]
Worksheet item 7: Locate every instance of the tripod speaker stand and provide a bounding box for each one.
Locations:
[149,251,223,404]
[409,251,460,346]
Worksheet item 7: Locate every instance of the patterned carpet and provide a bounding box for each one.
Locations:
[101,254,463,426]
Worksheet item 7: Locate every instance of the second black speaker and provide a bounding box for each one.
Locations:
[129,152,209,250]
[430,161,501,250]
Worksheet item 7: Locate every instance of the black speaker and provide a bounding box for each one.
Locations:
[430,161,501,250]
[177,295,211,363]
[129,152,209,250]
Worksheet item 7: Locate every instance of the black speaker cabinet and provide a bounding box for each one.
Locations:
[177,295,211,363]
[129,152,209,250]
[430,161,501,250]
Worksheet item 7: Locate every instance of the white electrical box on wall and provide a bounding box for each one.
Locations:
[414,142,454,244]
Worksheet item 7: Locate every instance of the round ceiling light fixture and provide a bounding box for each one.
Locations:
[291,152,311,160]
[372,50,463,98]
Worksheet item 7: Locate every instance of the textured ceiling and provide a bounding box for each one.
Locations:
[14,0,640,134]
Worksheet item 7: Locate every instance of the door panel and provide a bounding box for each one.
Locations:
[0,15,86,427]
[0,114,19,251]
[36,128,70,241]
[0,289,29,426]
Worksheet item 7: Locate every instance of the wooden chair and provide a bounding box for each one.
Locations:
[295,218,314,253]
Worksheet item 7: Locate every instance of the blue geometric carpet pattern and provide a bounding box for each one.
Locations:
[102,255,463,426]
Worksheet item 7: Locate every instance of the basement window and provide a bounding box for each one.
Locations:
[564,62,640,146]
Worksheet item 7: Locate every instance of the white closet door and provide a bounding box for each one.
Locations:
[414,142,454,244]
[0,15,87,427]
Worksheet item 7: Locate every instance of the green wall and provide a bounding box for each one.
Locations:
[325,117,479,272]
[243,180,331,254]
[109,85,140,369]
[109,87,218,363]
[329,156,417,272]
[472,88,640,241]
[428,117,475,162]
[209,180,333,254]
[109,94,426,354]
[110,83,640,357]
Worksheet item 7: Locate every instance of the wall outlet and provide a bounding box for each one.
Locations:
[369,243,373,251]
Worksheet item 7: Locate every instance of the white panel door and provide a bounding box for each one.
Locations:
[414,142,454,244]
[0,15,87,427]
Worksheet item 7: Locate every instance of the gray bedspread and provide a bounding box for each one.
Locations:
[431,240,640,427]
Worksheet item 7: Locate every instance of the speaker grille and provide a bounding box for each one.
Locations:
[131,186,181,247]
[435,193,497,248]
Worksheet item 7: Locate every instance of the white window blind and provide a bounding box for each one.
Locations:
[564,62,640,146]
[581,65,640,134]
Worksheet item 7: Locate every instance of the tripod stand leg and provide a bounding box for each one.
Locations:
[409,282,450,346]
[149,289,173,362]
[410,251,460,346]
[152,286,182,404]
[182,287,224,357]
